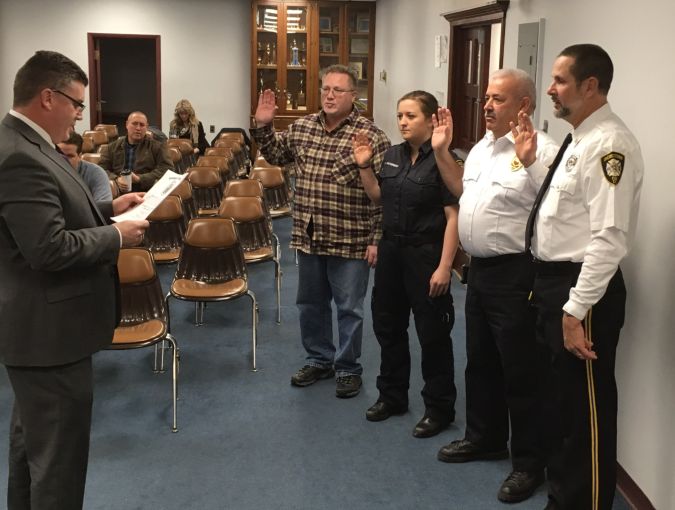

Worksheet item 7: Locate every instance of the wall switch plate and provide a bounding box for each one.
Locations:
[210,125,215,133]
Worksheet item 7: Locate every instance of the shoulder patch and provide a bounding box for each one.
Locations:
[601,152,625,185]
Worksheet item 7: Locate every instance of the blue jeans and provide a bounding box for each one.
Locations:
[296,252,370,376]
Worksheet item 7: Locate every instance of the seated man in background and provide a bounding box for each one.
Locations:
[100,110,173,192]
[58,131,113,202]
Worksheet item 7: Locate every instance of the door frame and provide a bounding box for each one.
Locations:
[87,33,162,128]
[443,0,508,151]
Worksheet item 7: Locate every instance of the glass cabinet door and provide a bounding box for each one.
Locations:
[284,4,309,113]
[255,3,280,101]
[346,4,372,115]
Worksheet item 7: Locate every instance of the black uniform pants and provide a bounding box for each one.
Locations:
[532,262,625,510]
[372,238,456,419]
[5,356,93,510]
[464,252,546,472]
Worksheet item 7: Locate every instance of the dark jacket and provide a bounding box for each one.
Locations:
[100,136,173,191]
[0,114,120,366]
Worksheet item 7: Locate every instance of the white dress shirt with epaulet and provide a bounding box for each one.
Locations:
[530,103,644,319]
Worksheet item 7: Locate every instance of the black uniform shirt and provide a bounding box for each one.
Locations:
[379,139,459,239]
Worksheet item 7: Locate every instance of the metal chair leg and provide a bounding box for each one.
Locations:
[247,290,258,372]
[275,258,281,324]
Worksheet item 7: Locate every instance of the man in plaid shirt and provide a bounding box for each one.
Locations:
[251,65,390,398]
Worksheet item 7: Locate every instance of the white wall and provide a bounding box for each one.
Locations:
[374,0,674,507]
[0,0,251,136]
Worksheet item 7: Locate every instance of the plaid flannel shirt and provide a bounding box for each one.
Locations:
[251,107,391,259]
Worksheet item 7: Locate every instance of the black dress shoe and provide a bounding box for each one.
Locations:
[365,401,407,422]
[497,470,544,503]
[412,414,451,438]
[437,438,509,463]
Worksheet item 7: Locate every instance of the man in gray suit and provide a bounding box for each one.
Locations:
[0,50,149,509]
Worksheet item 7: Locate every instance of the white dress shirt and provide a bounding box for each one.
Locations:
[459,129,559,257]
[530,103,644,318]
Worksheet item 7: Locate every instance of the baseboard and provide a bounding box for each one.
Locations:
[616,462,656,510]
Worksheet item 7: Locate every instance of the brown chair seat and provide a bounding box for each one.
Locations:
[111,319,167,346]
[171,277,248,299]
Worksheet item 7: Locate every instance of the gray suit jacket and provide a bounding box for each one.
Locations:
[0,114,121,366]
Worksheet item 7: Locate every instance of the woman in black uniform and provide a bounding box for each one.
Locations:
[354,90,461,438]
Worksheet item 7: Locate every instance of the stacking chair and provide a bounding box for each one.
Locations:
[83,129,108,151]
[108,247,179,432]
[94,123,119,142]
[81,136,95,154]
[215,139,247,177]
[218,196,281,324]
[250,167,293,218]
[197,155,231,183]
[187,166,223,216]
[81,152,102,165]
[168,146,184,173]
[169,138,197,167]
[166,217,258,370]
[169,179,196,227]
[224,178,280,257]
[97,143,108,155]
[144,195,185,264]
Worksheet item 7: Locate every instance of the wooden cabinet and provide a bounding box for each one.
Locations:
[251,0,376,128]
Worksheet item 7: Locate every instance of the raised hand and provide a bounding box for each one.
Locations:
[510,110,538,167]
[431,107,454,152]
[352,131,373,168]
[254,89,278,127]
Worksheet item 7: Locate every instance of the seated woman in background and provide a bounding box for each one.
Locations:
[169,99,209,154]
[354,90,461,439]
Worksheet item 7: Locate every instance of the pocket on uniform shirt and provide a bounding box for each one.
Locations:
[405,171,438,205]
[492,171,528,193]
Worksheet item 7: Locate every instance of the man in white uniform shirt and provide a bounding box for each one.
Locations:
[512,44,643,510]
[436,68,559,504]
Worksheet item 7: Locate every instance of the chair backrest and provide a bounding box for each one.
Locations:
[187,166,223,211]
[250,166,286,188]
[197,155,230,182]
[224,178,264,199]
[167,138,194,157]
[214,139,242,154]
[168,146,183,167]
[97,143,108,155]
[218,196,273,253]
[81,152,102,165]
[169,179,196,222]
[94,124,118,141]
[83,129,108,147]
[82,136,95,154]
[250,167,291,212]
[176,217,247,283]
[117,248,167,325]
[145,196,185,262]
[218,132,245,145]
[253,156,277,169]
[204,147,234,159]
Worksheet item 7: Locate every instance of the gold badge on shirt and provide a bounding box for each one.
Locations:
[455,159,464,168]
[565,154,578,171]
[510,156,523,171]
[601,152,625,185]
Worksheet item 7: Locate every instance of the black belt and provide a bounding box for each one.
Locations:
[532,257,582,275]
[382,231,441,247]
[471,252,530,268]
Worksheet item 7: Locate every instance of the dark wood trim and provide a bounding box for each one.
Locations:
[442,0,509,23]
[616,462,656,510]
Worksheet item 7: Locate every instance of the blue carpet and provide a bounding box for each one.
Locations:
[0,216,630,509]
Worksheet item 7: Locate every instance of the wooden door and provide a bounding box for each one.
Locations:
[451,26,490,151]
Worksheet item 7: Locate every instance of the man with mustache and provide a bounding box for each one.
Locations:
[435,68,559,504]
[512,44,644,510]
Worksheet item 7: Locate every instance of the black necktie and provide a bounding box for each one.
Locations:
[524,133,573,252]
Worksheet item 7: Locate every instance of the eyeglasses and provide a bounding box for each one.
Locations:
[320,87,354,96]
[52,89,86,111]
